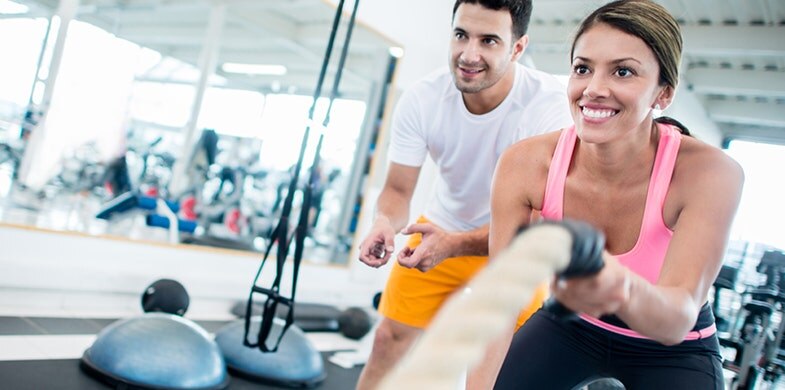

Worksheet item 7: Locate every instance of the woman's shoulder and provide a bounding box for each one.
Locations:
[497,129,564,180]
[673,136,744,198]
[678,136,742,176]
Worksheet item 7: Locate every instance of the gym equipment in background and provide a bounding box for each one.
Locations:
[377,220,606,390]
[0,138,24,180]
[125,135,175,197]
[215,0,362,387]
[231,300,375,341]
[231,300,343,332]
[372,291,382,310]
[81,280,229,389]
[141,278,190,316]
[96,191,197,243]
[719,250,785,389]
[215,318,325,387]
[81,314,228,390]
[713,263,741,334]
[337,307,373,340]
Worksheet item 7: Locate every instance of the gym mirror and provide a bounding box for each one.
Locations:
[0,0,401,265]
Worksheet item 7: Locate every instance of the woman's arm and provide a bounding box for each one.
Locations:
[556,144,744,344]
[620,146,744,344]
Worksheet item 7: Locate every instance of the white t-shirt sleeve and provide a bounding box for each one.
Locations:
[536,94,574,134]
[520,90,574,140]
[387,89,428,167]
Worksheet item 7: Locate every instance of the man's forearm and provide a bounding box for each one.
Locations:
[450,224,490,257]
[375,192,411,233]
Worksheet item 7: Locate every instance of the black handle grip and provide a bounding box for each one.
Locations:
[558,219,605,278]
[542,298,576,320]
[526,219,605,320]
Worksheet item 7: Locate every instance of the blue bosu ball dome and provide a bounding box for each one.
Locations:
[215,318,325,387]
[81,313,229,389]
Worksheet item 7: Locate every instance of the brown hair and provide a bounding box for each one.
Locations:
[571,0,682,89]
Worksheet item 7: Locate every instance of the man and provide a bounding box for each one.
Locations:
[356,1,572,388]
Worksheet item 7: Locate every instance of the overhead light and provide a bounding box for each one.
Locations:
[0,1,29,14]
[221,63,287,76]
[389,47,404,58]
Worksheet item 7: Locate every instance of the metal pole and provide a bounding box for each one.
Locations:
[169,2,226,197]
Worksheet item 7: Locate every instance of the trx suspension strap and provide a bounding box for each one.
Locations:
[291,0,360,323]
[243,0,358,352]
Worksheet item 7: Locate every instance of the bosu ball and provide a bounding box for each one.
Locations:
[215,318,325,387]
[81,314,229,389]
[80,279,228,389]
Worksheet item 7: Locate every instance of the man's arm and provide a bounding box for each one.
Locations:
[403,223,489,257]
[375,163,421,232]
[357,163,421,267]
[396,223,489,272]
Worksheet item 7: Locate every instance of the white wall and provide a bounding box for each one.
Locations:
[333,0,454,90]
[0,225,389,315]
[664,85,723,147]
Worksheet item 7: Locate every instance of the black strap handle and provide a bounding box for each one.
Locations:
[536,219,605,320]
[243,0,362,352]
[243,0,348,352]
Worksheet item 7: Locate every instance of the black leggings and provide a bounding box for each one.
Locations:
[494,309,724,390]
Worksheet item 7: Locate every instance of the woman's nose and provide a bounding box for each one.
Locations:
[583,75,609,99]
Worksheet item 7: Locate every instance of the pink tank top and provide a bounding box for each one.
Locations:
[541,123,714,340]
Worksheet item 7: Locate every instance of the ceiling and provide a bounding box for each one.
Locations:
[8,0,398,100]
[5,0,785,144]
[524,0,785,144]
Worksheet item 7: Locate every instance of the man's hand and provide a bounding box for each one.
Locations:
[397,222,455,272]
[358,218,397,268]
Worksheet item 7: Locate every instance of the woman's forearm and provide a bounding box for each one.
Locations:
[616,273,701,345]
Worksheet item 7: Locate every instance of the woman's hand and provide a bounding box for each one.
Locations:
[551,253,631,318]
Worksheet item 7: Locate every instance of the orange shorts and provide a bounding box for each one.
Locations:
[378,217,548,329]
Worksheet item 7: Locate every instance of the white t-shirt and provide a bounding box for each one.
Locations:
[387,63,572,231]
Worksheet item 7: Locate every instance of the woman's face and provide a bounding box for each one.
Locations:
[568,23,670,143]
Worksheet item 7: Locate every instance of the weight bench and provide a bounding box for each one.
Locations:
[96,191,197,243]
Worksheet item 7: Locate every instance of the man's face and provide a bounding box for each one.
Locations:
[449,3,519,94]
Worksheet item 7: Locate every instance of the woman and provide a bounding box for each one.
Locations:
[490,0,744,388]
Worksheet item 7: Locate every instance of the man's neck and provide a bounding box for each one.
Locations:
[462,65,517,115]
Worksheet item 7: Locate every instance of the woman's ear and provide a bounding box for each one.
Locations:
[654,86,675,110]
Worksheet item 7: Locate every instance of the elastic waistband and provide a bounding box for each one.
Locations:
[579,314,717,341]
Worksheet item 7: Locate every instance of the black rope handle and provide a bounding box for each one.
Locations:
[538,219,606,320]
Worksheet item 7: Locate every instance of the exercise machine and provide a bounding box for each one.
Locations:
[720,250,785,389]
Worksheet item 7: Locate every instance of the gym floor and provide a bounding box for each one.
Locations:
[0,298,368,389]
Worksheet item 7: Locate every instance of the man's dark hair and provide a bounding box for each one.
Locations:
[452,0,533,39]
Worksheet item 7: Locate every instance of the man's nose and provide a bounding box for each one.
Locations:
[460,40,482,64]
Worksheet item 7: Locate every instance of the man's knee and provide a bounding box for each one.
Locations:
[372,318,421,351]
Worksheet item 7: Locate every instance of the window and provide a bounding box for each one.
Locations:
[725,139,785,250]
